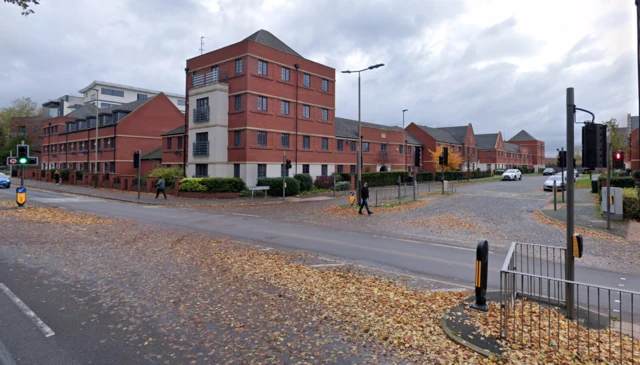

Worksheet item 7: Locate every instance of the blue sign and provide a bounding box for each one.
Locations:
[350,191,355,196]
[16,187,26,193]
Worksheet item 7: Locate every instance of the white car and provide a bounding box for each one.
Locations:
[502,169,522,181]
[554,172,576,182]
[543,176,565,191]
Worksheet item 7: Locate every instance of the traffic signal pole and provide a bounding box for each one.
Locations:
[566,88,576,319]
[137,150,141,200]
[282,151,286,201]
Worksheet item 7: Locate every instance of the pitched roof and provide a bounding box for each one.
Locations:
[476,133,499,150]
[67,97,152,120]
[437,126,468,144]
[414,125,459,144]
[244,29,302,57]
[141,147,162,160]
[508,130,537,141]
[162,125,185,136]
[405,132,421,145]
[66,103,98,120]
[504,142,520,152]
[334,117,421,144]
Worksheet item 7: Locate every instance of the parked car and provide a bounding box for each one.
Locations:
[574,169,579,177]
[502,169,522,181]
[543,176,565,191]
[554,171,576,182]
[543,168,555,175]
[0,173,10,189]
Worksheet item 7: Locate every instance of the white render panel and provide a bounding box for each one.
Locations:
[80,81,185,112]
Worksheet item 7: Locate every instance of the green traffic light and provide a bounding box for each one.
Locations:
[18,157,27,164]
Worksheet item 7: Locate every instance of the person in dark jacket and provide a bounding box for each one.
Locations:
[358,181,372,215]
[155,177,167,199]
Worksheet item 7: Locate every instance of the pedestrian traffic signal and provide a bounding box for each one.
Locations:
[443,147,449,165]
[133,151,140,168]
[582,122,607,168]
[285,159,292,170]
[613,150,624,169]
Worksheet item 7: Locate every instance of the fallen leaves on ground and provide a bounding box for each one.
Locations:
[315,200,429,218]
[533,210,625,242]
[406,212,488,235]
[465,299,640,364]
[0,205,113,225]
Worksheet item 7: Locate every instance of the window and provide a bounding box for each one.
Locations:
[281,133,290,148]
[381,144,387,151]
[322,79,329,92]
[337,140,344,151]
[303,136,310,149]
[100,102,118,109]
[321,138,328,150]
[258,60,268,76]
[137,94,148,100]
[177,136,183,149]
[407,146,411,155]
[101,88,124,97]
[109,162,115,173]
[234,95,242,110]
[96,139,101,150]
[486,151,491,157]
[234,131,242,146]
[303,164,309,174]
[349,141,356,151]
[399,145,404,154]
[321,164,328,176]
[167,137,173,149]
[363,142,370,152]
[258,131,267,146]
[178,99,185,106]
[194,132,209,156]
[280,101,290,115]
[234,164,240,178]
[321,108,328,121]
[209,65,219,82]
[302,105,310,118]
[195,164,208,177]
[257,164,267,178]
[18,126,25,134]
[337,165,343,174]
[281,67,290,82]
[258,96,268,111]
[195,97,209,122]
[235,58,243,74]
[303,73,310,87]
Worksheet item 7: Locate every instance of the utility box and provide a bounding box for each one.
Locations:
[443,180,449,193]
[601,187,623,220]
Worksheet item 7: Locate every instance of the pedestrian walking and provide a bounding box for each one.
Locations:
[54,170,61,185]
[358,181,372,215]
[155,177,167,199]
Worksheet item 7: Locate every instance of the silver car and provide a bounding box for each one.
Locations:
[502,169,522,181]
[543,176,565,191]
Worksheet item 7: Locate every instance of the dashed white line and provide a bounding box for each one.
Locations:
[259,248,273,252]
[0,283,54,338]
[230,213,261,218]
[309,263,345,268]
[621,278,626,281]
[0,338,17,365]
[619,284,625,287]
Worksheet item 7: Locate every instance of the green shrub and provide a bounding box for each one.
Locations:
[623,188,640,221]
[240,189,266,198]
[59,168,73,180]
[633,170,640,180]
[435,171,461,181]
[148,167,184,188]
[258,177,300,196]
[293,173,313,192]
[361,171,409,187]
[598,175,635,188]
[332,173,344,182]
[335,181,351,191]
[199,178,246,193]
[416,172,434,182]
[314,176,334,189]
[41,170,46,177]
[339,173,351,182]
[179,178,207,192]
[76,170,84,179]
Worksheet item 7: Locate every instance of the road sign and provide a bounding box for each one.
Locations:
[7,158,17,165]
[349,191,355,205]
[16,186,26,207]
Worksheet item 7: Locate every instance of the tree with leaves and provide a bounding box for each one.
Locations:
[605,118,629,169]
[427,145,463,171]
[3,0,39,16]
[0,97,39,138]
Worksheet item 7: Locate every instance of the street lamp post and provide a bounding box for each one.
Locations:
[402,109,408,169]
[90,88,99,182]
[341,63,385,204]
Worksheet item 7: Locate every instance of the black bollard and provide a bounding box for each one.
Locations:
[470,239,489,312]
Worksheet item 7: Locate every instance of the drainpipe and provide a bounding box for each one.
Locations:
[48,122,51,170]
[294,63,300,175]
[183,67,189,176]
[65,132,68,167]
[113,122,117,173]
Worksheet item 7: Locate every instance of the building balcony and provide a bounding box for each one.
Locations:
[193,106,210,123]
[192,141,209,157]
[191,70,229,90]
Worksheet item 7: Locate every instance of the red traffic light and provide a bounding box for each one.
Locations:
[614,151,623,161]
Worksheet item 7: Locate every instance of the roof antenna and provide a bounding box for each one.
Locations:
[200,36,209,55]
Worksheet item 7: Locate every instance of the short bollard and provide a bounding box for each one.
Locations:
[470,239,489,312]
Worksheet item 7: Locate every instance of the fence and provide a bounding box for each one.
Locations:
[500,242,640,363]
[370,181,456,207]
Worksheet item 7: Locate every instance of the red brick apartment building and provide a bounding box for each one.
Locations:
[40,93,183,176]
[182,30,422,184]
[476,132,533,171]
[9,115,48,159]
[506,130,545,171]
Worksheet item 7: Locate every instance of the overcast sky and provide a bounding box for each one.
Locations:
[0,0,637,156]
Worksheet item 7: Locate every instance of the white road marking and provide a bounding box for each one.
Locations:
[615,300,621,303]
[613,309,620,313]
[619,284,625,287]
[31,197,101,203]
[0,338,17,365]
[259,248,273,252]
[621,278,626,280]
[0,283,55,338]
[230,213,261,218]
[309,263,345,268]
[376,235,495,254]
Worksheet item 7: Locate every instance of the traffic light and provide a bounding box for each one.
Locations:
[133,151,140,168]
[582,123,607,168]
[18,157,38,165]
[285,159,292,170]
[439,155,444,165]
[414,146,421,166]
[17,145,28,159]
[613,150,624,169]
[558,150,567,168]
[443,147,449,165]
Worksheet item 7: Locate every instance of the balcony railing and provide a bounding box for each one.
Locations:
[191,70,229,89]
[193,106,210,123]
[192,141,209,157]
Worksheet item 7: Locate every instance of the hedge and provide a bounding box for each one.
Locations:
[257,177,300,196]
[361,171,409,187]
[598,175,635,188]
[633,170,640,180]
[294,173,313,192]
[335,181,351,191]
[416,172,434,182]
[148,167,184,189]
[314,176,334,189]
[179,178,246,193]
[623,188,640,221]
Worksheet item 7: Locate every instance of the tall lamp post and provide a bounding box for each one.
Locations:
[90,88,99,178]
[402,109,408,169]
[341,63,385,204]
[636,1,640,171]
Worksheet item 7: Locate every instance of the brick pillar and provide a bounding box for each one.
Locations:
[350,175,356,189]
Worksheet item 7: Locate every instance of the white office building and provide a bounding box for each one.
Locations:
[78,81,186,113]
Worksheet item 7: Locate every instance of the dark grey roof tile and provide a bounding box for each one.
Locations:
[244,29,301,57]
